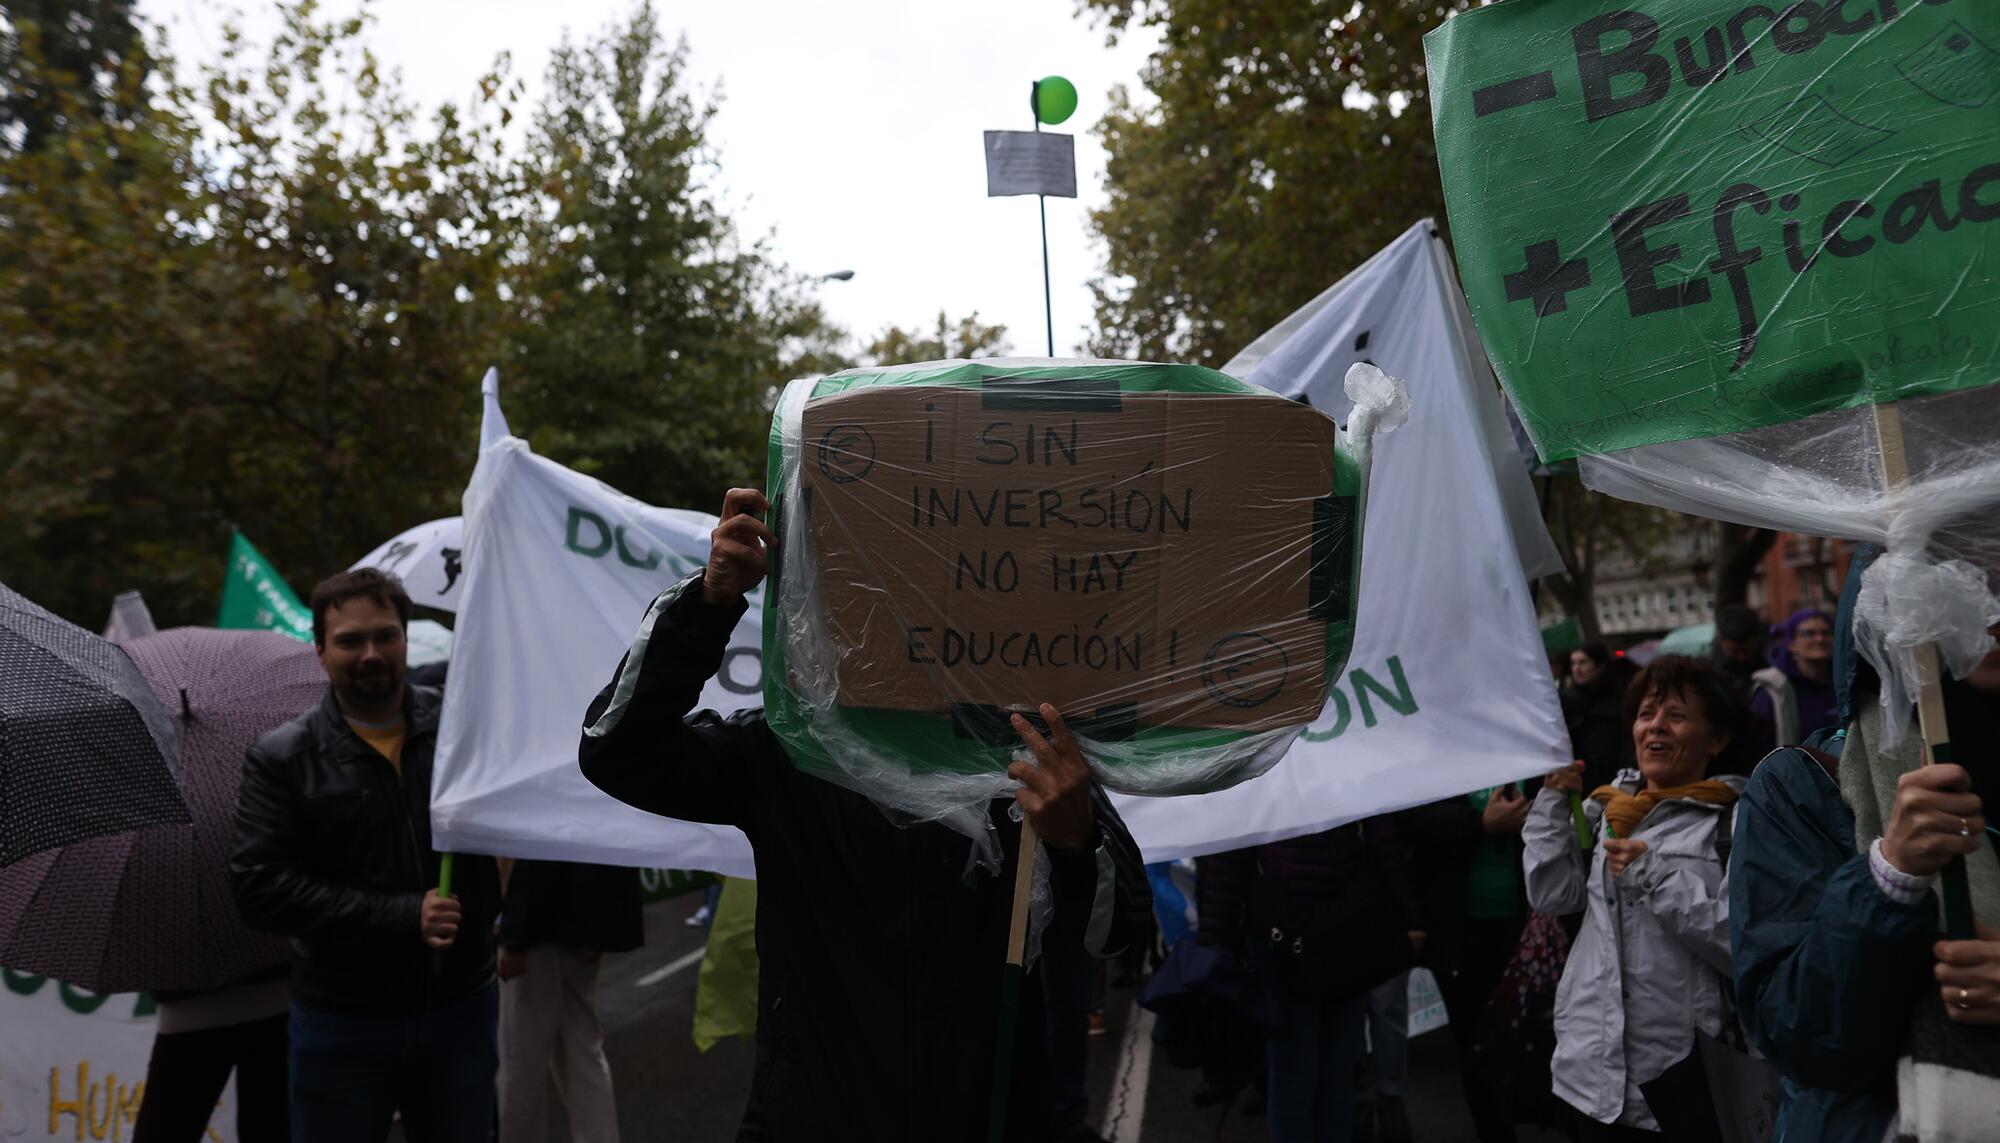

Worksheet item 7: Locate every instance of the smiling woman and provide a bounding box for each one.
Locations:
[1624,656,1755,791]
[1525,656,1773,1139]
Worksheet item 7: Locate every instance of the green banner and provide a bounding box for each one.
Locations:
[1541,616,1583,654]
[217,532,312,642]
[1427,1,2000,461]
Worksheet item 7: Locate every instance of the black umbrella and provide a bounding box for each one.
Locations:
[0,627,319,991]
[0,583,187,866]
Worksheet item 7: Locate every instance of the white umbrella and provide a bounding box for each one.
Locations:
[351,517,465,612]
[407,619,454,666]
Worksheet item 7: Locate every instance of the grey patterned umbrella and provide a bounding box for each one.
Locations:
[0,583,187,867]
[0,627,323,992]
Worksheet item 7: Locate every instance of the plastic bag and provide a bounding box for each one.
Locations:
[760,357,1407,867]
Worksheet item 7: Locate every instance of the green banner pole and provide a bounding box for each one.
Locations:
[438,852,455,899]
[1568,792,1593,850]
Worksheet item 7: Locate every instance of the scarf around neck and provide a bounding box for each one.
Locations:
[1589,779,1739,839]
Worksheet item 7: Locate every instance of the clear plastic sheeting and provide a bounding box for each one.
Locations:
[761,358,1408,867]
[1853,553,2000,734]
[1341,362,1412,476]
[1581,385,2000,745]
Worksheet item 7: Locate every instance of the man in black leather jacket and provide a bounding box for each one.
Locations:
[230,568,502,1143]
[578,488,1153,1142]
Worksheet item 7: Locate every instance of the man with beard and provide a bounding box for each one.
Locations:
[231,568,503,1142]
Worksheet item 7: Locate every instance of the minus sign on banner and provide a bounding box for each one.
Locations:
[1474,71,1558,117]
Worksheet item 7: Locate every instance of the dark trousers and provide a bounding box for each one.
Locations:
[132,1013,289,1143]
[288,985,498,1143]
[1267,992,1369,1143]
[1436,915,1528,1143]
[1039,937,1095,1137]
[1636,1046,1724,1143]
[1573,1047,1725,1143]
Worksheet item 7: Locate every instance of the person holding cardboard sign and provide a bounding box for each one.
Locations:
[578,487,1153,1143]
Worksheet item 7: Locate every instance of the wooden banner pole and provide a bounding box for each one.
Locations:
[986,819,1039,1142]
[1873,402,1976,939]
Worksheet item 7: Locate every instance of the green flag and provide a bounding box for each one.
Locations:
[1426,1,2000,461]
[217,532,312,643]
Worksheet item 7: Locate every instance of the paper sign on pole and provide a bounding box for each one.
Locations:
[983,130,1078,198]
[1427,1,2000,462]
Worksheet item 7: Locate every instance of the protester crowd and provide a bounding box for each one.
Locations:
[32,501,1986,1143]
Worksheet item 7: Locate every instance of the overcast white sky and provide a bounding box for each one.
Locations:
[138,0,1162,359]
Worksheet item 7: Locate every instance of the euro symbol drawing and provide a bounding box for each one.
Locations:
[816,424,877,484]
[1202,633,1290,709]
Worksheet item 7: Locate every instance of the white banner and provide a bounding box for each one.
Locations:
[431,396,764,875]
[1111,220,1571,859]
[432,220,1569,872]
[0,972,236,1141]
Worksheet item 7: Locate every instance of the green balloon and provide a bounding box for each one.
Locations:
[1033,76,1078,126]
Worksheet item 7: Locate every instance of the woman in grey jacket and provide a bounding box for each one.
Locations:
[1524,657,1753,1141]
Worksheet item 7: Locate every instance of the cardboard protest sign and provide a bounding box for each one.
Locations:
[800,383,1341,733]
[1427,0,2000,462]
[762,360,1379,867]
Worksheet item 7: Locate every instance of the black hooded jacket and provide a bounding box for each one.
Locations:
[577,575,1153,1142]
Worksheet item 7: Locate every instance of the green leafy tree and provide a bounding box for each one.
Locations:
[0,2,517,625]
[1,0,850,627]
[1,0,150,155]
[1084,0,1470,366]
[0,6,207,618]
[503,2,844,510]
[863,310,1009,366]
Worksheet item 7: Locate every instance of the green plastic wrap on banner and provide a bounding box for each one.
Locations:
[759,360,1363,853]
[1426,0,2000,462]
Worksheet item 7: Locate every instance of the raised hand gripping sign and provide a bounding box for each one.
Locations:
[1427,0,2000,462]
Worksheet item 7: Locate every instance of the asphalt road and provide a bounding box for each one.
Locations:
[549,895,1570,1142]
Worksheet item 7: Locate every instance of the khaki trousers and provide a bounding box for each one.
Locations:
[498,944,620,1143]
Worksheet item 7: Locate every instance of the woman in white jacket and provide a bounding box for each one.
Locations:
[1524,656,1754,1141]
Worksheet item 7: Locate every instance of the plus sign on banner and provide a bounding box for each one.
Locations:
[1426,0,2000,462]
